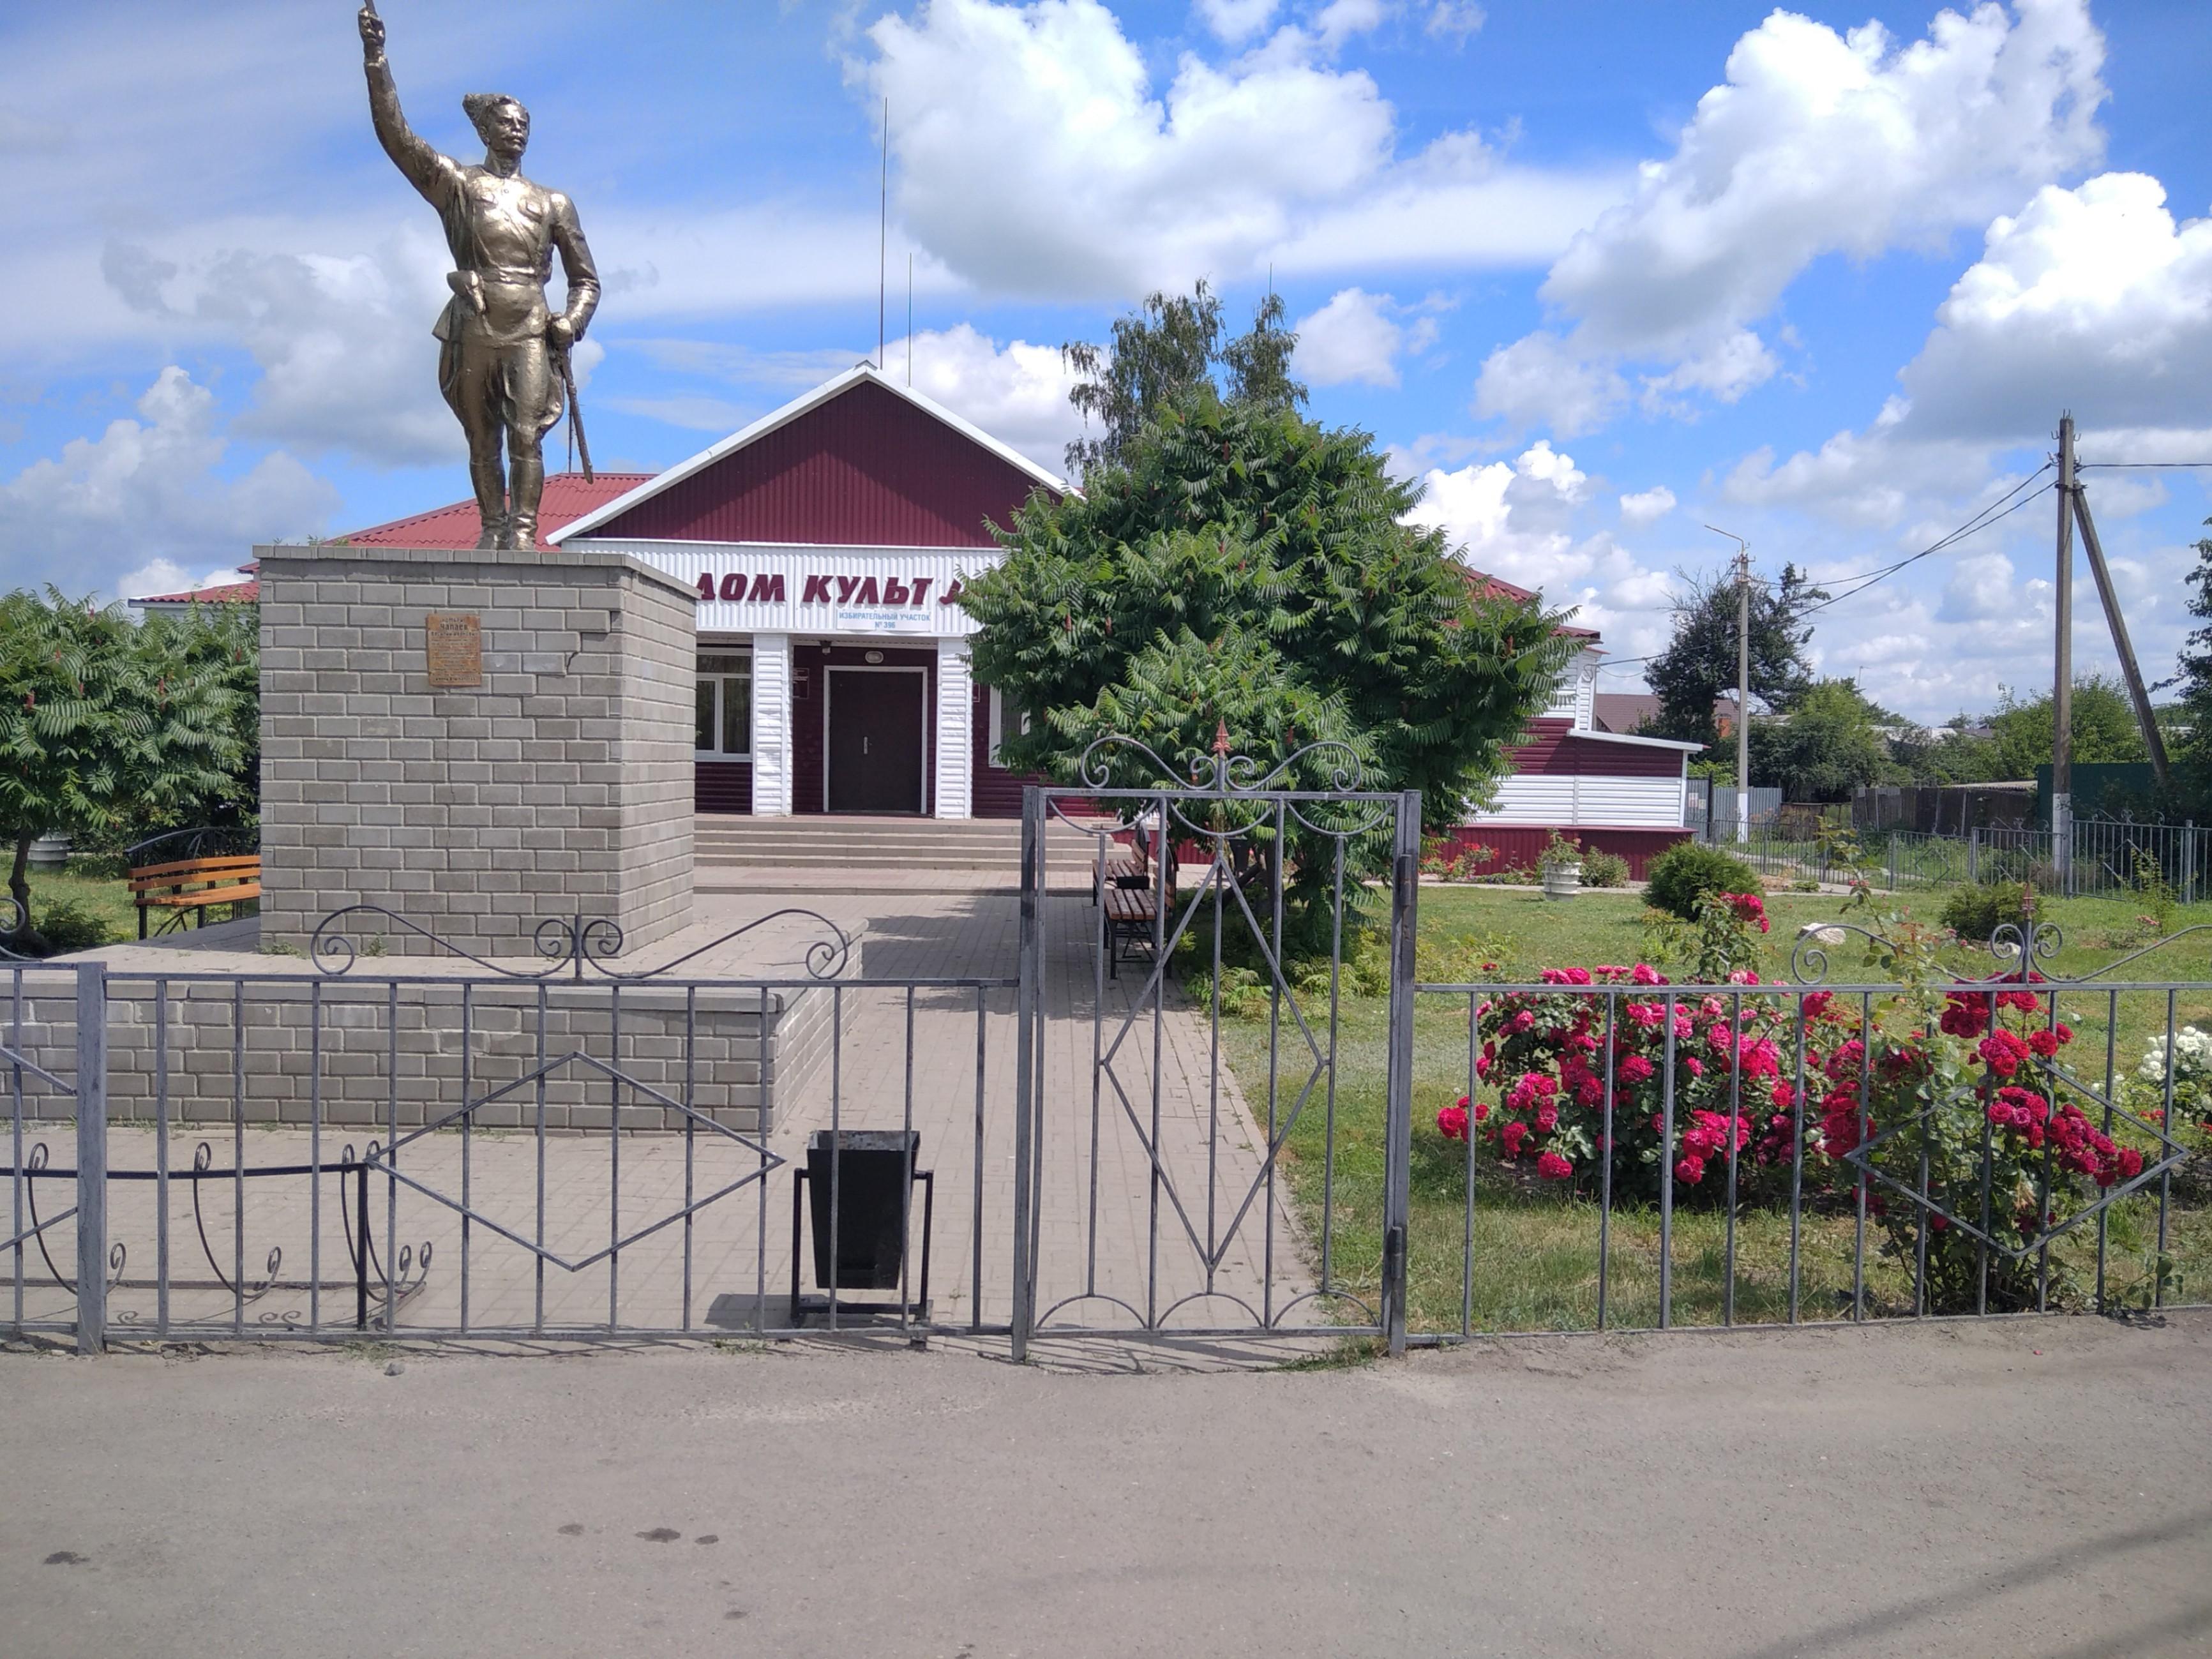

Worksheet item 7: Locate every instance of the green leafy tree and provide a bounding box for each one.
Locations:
[1643,564,1826,746]
[0,590,252,931]
[1983,676,2147,777]
[1747,679,1893,802]
[136,601,262,829]
[2168,516,2212,815]
[962,390,1575,937]
[1060,281,1307,477]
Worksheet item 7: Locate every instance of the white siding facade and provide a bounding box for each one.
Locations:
[1472,772,1687,830]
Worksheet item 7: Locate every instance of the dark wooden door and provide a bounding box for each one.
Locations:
[827,670,925,813]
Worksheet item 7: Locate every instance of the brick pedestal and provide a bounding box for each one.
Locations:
[257,542,695,956]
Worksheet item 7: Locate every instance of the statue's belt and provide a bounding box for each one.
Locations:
[445,268,547,315]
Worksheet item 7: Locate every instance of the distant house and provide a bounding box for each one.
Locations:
[1592,692,1660,734]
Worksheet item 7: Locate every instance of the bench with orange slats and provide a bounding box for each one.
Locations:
[127,855,262,939]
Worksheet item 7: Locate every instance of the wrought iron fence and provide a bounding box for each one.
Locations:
[12,777,2211,1359]
[1700,817,2211,901]
[4,908,1020,1348]
[1406,924,2210,1338]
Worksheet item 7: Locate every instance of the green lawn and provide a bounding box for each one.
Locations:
[1215,883,2212,1336]
[13,860,144,949]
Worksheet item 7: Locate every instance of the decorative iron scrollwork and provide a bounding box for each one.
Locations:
[1786,920,1886,985]
[312,904,853,982]
[1073,732,1371,797]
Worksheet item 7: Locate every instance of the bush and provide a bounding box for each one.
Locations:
[1644,841,1761,921]
[1579,848,1631,889]
[1938,881,2035,945]
[7,897,117,959]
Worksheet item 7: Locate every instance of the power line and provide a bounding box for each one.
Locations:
[1590,457,2061,675]
[2076,460,2212,470]
[1797,476,2056,619]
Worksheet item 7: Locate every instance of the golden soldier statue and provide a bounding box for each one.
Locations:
[358,4,600,550]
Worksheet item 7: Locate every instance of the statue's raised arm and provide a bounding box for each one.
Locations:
[359,3,453,206]
[350,1,602,551]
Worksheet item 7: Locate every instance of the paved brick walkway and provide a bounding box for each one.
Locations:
[11,867,1313,1342]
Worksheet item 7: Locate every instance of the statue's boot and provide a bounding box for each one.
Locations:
[508,445,544,552]
[468,451,506,550]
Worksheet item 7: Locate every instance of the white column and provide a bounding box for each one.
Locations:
[934,638,973,820]
[751,632,794,816]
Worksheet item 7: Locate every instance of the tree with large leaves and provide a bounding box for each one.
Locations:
[0,591,253,937]
[962,389,1574,939]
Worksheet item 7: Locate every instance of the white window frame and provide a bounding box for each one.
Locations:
[695,650,753,762]
[987,686,1029,767]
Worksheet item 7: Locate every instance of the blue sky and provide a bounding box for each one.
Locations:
[3,0,2208,723]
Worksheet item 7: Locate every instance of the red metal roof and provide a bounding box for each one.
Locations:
[1461,567,1599,640]
[347,471,652,549]
[573,377,1055,549]
[130,475,649,606]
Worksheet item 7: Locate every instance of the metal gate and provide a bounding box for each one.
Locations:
[1011,736,1420,1357]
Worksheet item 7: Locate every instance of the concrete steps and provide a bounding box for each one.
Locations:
[696,814,1092,872]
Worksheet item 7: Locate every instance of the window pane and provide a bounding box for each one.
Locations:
[695,679,717,752]
[723,675,750,756]
[698,652,749,675]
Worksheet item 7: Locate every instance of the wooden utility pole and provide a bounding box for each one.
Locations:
[2070,479,2172,783]
[2052,415,2074,887]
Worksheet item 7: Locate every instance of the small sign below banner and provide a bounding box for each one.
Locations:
[835,606,935,635]
[424,612,483,687]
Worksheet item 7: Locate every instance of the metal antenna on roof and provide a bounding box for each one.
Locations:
[907,254,914,386]
[877,98,889,371]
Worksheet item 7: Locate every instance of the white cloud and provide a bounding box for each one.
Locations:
[1314,0,1388,50]
[1194,0,1279,45]
[1478,0,2107,433]
[1472,331,1627,439]
[1293,287,1407,387]
[1400,440,1676,659]
[1637,327,1779,413]
[1619,485,1676,527]
[1724,172,2212,532]
[1425,2,1484,44]
[896,323,1087,472]
[1935,550,2017,622]
[0,368,338,601]
[616,322,1083,472]
[1894,172,2212,446]
[859,0,1619,299]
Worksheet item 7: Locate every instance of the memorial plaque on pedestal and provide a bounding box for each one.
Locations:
[425,612,483,687]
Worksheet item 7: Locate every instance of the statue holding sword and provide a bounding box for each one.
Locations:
[357,1,599,550]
